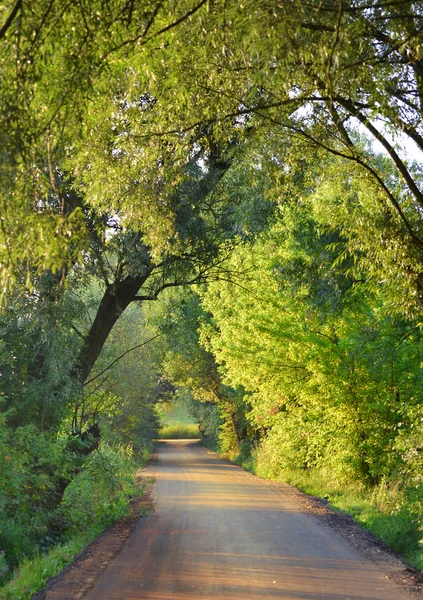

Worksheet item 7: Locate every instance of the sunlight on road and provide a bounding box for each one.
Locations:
[85,441,410,600]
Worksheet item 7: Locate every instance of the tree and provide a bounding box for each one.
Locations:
[0,0,216,291]
[200,193,423,485]
[147,287,251,457]
[2,2,423,308]
[137,0,423,306]
[0,138,252,571]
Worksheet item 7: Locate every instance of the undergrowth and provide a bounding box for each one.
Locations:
[157,422,200,439]
[0,446,150,600]
[0,533,97,600]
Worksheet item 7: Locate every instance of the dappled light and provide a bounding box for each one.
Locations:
[85,441,408,600]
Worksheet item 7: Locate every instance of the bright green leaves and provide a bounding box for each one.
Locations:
[200,198,423,484]
[310,154,423,318]
[2,0,423,297]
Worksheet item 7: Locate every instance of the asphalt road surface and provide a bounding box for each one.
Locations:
[85,440,411,600]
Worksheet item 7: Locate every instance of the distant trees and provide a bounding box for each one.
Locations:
[1,0,423,582]
[149,288,251,457]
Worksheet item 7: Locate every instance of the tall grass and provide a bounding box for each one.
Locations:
[0,534,97,600]
[156,422,200,439]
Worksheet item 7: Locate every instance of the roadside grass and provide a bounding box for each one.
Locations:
[232,454,423,571]
[0,533,99,600]
[156,422,200,439]
[0,450,152,600]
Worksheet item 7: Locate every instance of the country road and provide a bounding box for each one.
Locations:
[84,440,411,600]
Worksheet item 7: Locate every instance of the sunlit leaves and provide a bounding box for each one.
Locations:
[200,199,423,484]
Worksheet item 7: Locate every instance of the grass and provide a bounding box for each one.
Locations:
[250,461,423,570]
[156,422,200,439]
[0,533,98,600]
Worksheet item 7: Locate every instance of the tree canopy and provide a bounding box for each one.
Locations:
[2,1,423,590]
[1,1,423,299]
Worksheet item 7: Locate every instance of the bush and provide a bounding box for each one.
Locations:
[0,429,139,590]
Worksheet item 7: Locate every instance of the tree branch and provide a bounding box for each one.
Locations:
[84,333,162,387]
[335,96,423,208]
[69,322,86,341]
[250,107,423,247]
[0,0,22,41]
[150,0,208,39]
[133,294,158,301]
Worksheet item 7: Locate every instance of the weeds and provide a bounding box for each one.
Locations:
[0,535,95,600]
[156,422,200,439]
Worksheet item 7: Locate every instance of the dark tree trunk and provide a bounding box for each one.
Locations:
[74,271,153,384]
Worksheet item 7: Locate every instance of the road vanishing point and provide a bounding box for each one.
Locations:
[85,440,411,600]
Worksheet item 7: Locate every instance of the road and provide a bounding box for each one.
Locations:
[85,440,411,600]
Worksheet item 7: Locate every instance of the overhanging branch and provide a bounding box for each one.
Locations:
[0,0,22,41]
[84,333,162,387]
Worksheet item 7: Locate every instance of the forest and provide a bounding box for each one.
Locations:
[1,0,423,596]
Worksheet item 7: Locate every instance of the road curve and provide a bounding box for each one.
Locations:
[85,440,410,600]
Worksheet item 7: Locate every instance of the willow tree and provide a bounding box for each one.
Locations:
[130,0,423,311]
[1,1,422,300]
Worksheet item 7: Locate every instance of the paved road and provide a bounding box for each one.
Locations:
[85,440,410,600]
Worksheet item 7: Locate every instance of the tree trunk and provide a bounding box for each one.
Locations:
[74,271,152,384]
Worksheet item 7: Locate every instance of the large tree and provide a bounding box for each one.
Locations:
[2,1,423,303]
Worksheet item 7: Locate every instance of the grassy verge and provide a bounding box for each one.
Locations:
[0,533,100,600]
[156,422,200,439]
[277,469,422,567]
[230,451,423,571]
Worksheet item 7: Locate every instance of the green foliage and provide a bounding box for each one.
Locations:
[85,302,162,457]
[62,441,138,534]
[3,1,423,307]
[0,283,83,430]
[201,195,423,485]
[182,391,222,447]
[157,398,203,440]
[0,277,159,586]
[310,154,423,318]
[0,413,137,575]
[157,423,200,439]
[160,400,197,426]
[2,0,423,580]
[0,534,99,600]
[0,420,71,564]
[146,288,252,457]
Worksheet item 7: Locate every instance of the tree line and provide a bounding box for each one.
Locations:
[1,0,423,587]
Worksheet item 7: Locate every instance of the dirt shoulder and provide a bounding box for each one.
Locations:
[32,449,423,600]
[32,459,157,600]
[283,482,423,598]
